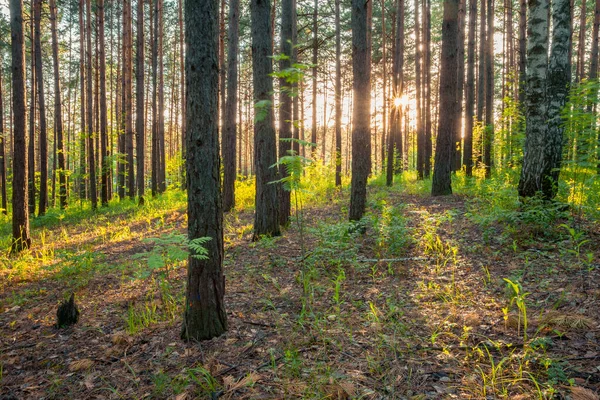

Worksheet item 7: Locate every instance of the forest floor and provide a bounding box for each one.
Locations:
[1,174,600,399]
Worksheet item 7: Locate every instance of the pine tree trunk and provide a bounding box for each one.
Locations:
[278,0,293,225]
[454,0,466,171]
[135,0,145,200]
[178,0,186,188]
[251,0,280,239]
[0,57,7,215]
[518,0,526,105]
[311,0,318,157]
[10,0,31,252]
[223,0,239,212]
[123,0,134,199]
[424,0,432,177]
[28,20,36,216]
[50,0,67,209]
[99,0,109,207]
[387,0,404,185]
[79,0,87,200]
[86,0,97,209]
[335,0,342,186]
[432,0,459,196]
[349,0,371,221]
[576,0,587,82]
[464,0,476,176]
[34,0,48,215]
[415,0,424,179]
[484,0,494,178]
[182,0,227,341]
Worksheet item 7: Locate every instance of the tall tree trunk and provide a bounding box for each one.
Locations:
[223,0,240,212]
[381,0,387,175]
[34,0,48,215]
[123,0,134,199]
[0,57,7,215]
[50,0,67,209]
[517,0,549,197]
[251,0,280,239]
[518,0,527,105]
[387,0,404,185]
[349,0,371,221]
[278,0,293,225]
[135,0,145,200]
[478,0,487,126]
[178,0,186,188]
[311,0,318,156]
[79,0,87,200]
[454,0,466,171]
[99,0,109,206]
[181,0,227,341]
[464,0,476,176]
[590,0,600,80]
[484,0,494,178]
[28,19,36,216]
[415,0,424,179]
[10,0,31,252]
[335,0,342,186]
[576,0,587,82]
[86,0,98,209]
[219,0,226,145]
[424,0,432,177]
[432,0,459,196]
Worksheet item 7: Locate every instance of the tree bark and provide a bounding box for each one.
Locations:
[122,0,134,199]
[454,0,466,171]
[10,0,31,252]
[251,0,280,239]
[0,56,7,215]
[335,0,342,186]
[484,0,494,178]
[28,19,36,215]
[432,0,459,196]
[135,0,145,200]
[99,0,109,206]
[182,0,227,341]
[86,0,98,209]
[387,0,404,185]
[79,0,87,200]
[311,0,318,157]
[415,0,424,179]
[349,0,371,221]
[464,0,476,176]
[576,0,587,82]
[34,0,48,215]
[517,0,550,198]
[223,0,239,212]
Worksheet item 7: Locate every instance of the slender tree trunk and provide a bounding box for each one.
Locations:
[79,0,87,199]
[387,0,404,185]
[178,0,186,188]
[577,0,587,82]
[424,0,432,177]
[223,0,240,212]
[278,0,293,225]
[182,0,227,341]
[381,0,387,175]
[335,0,342,186]
[518,0,527,105]
[34,0,48,215]
[50,0,67,209]
[251,0,280,239]
[135,0,145,200]
[454,0,466,171]
[219,0,226,144]
[349,0,371,221]
[484,0,494,178]
[28,19,36,216]
[590,0,600,80]
[311,0,318,156]
[415,0,424,179]
[86,0,98,209]
[10,0,31,252]
[99,0,109,206]
[432,0,459,196]
[0,57,7,215]
[123,0,134,199]
[464,0,476,176]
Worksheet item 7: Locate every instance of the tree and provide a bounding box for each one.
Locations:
[181,0,227,341]
[223,0,240,212]
[387,0,404,186]
[0,56,7,215]
[518,0,571,199]
[432,0,459,196]
[86,0,98,209]
[251,0,280,238]
[121,0,134,199]
[79,0,86,200]
[415,0,424,179]
[484,0,494,178]
[464,0,476,176]
[99,0,109,206]
[335,0,342,186]
[349,0,371,221]
[10,0,31,252]
[311,0,318,156]
[278,0,294,225]
[49,0,67,209]
[135,0,145,201]
[34,0,48,215]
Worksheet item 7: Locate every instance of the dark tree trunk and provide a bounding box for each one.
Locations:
[387,0,404,186]
[10,0,31,252]
[349,0,371,221]
[79,0,87,200]
[178,0,186,188]
[424,0,432,177]
[28,20,36,216]
[223,0,239,212]
[135,0,145,200]
[335,0,342,186]
[590,0,600,80]
[86,0,98,209]
[123,0,134,199]
[50,0,67,209]
[251,0,280,239]
[278,0,294,225]
[99,0,109,206]
[518,0,527,105]
[484,0,494,178]
[432,0,459,196]
[0,57,7,215]
[34,0,48,215]
[464,0,476,176]
[181,0,227,341]
[576,0,587,82]
[415,0,424,179]
[311,0,318,156]
[454,0,466,171]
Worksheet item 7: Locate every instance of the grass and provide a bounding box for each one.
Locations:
[0,169,598,398]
